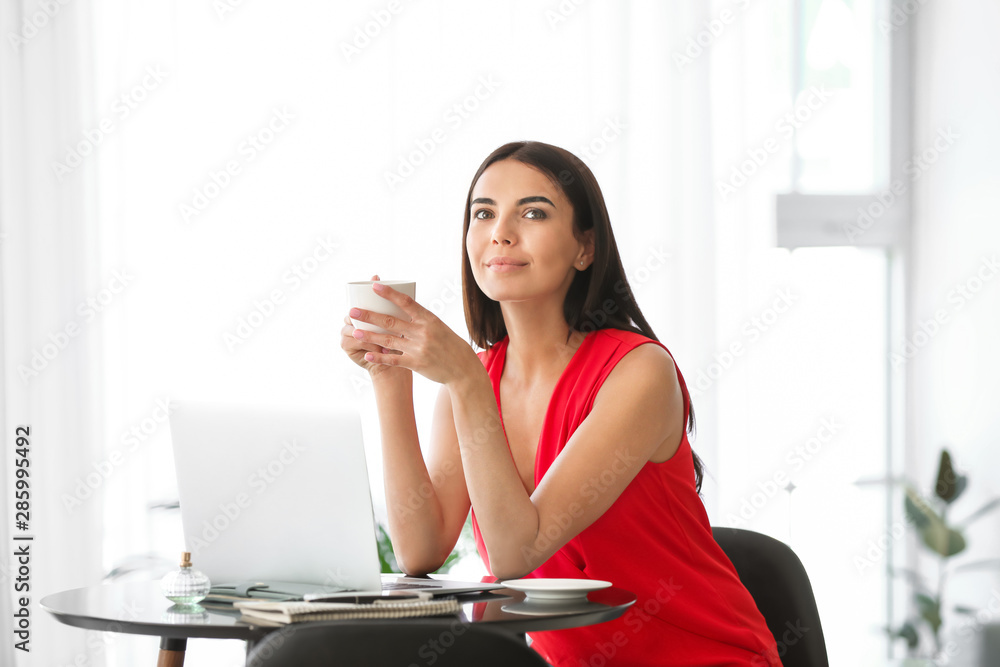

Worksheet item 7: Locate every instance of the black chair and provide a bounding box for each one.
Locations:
[712,527,830,667]
[245,618,550,667]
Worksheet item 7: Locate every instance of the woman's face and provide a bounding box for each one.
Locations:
[466,159,591,305]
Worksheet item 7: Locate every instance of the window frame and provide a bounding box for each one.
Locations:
[775,0,912,659]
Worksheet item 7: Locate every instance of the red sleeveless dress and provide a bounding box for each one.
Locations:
[472,328,781,667]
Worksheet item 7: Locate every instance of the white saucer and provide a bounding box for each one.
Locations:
[501,578,612,601]
[501,599,596,616]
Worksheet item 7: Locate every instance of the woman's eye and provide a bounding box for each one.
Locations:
[524,208,547,220]
[473,209,494,220]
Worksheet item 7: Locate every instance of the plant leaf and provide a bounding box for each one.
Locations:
[919,521,967,557]
[916,593,942,634]
[375,523,400,573]
[905,486,966,556]
[893,621,921,650]
[905,486,935,529]
[952,476,968,502]
[957,497,1000,528]
[935,449,968,504]
[954,605,978,615]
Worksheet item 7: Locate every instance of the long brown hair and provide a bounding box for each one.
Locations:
[460,141,703,492]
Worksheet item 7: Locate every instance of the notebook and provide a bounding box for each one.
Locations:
[167,400,502,599]
[234,594,462,625]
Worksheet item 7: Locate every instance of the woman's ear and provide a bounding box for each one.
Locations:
[580,229,596,267]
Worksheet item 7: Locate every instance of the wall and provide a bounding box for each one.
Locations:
[911,0,1000,643]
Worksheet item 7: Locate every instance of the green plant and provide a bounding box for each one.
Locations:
[889,449,1000,657]
[375,523,401,573]
[375,518,475,575]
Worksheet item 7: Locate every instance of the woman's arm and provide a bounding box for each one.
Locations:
[447,343,683,579]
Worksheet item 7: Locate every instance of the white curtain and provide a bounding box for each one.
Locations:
[0,2,733,665]
[1,1,108,666]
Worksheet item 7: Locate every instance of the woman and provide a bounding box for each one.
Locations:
[341,141,780,666]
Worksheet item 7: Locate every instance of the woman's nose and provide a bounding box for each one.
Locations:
[490,216,515,246]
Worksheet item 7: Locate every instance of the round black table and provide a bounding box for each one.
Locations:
[41,581,636,666]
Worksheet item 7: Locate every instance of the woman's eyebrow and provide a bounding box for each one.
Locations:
[517,196,555,207]
[470,196,555,207]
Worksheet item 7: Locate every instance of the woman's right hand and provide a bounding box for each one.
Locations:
[340,274,408,378]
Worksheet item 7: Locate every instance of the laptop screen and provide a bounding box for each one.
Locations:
[168,401,382,591]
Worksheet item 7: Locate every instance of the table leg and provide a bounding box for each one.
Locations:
[156,637,187,667]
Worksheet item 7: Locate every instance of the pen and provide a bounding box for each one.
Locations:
[305,592,426,604]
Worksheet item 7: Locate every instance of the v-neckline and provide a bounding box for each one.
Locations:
[493,330,595,491]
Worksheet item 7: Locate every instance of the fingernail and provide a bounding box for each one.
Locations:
[349,308,362,317]
[372,282,384,292]
[352,330,364,339]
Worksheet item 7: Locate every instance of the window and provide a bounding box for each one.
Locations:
[714,246,891,665]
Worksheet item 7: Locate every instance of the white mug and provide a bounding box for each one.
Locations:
[347,280,416,334]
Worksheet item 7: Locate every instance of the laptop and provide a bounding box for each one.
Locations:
[167,400,502,599]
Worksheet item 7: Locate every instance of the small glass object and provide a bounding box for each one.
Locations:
[163,604,209,623]
[160,551,211,605]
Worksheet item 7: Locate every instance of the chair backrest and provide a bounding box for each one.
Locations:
[712,527,830,667]
[245,618,551,667]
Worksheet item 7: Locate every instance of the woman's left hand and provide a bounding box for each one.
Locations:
[348,283,480,386]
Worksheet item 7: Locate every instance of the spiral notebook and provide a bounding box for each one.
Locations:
[235,595,461,625]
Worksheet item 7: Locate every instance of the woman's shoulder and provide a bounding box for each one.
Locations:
[590,330,685,423]
[592,327,656,346]
[597,328,673,363]
[590,328,670,358]
[588,329,679,388]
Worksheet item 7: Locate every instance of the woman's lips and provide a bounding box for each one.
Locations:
[486,262,527,272]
